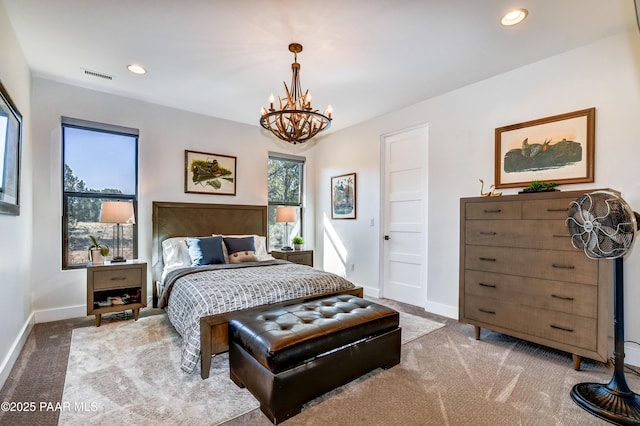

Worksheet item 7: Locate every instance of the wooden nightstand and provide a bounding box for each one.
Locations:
[87,260,147,327]
[271,249,313,267]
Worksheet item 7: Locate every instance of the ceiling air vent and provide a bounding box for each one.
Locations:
[83,69,113,80]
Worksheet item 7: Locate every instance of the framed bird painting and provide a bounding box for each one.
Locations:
[494,108,595,189]
[184,150,236,195]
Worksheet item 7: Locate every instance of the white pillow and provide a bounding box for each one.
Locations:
[162,237,191,270]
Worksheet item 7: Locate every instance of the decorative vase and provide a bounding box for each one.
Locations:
[294,244,302,251]
[90,249,104,264]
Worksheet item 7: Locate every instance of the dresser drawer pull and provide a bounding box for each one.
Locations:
[479,257,496,262]
[551,294,574,301]
[552,234,570,238]
[479,283,496,288]
[552,264,575,269]
[478,308,495,315]
[547,208,569,212]
[110,277,127,281]
[479,231,497,236]
[483,209,501,213]
[550,324,574,333]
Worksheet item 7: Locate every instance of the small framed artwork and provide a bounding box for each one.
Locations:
[184,150,236,196]
[331,173,356,219]
[494,108,595,189]
[0,80,23,216]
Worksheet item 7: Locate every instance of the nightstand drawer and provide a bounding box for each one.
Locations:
[286,252,312,266]
[93,267,142,290]
[271,249,314,267]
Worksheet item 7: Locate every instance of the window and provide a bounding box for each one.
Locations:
[268,153,305,251]
[62,117,138,269]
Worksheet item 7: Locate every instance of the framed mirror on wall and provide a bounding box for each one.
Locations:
[0,80,22,216]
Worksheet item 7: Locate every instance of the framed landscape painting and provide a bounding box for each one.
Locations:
[331,173,356,219]
[184,150,236,195]
[494,108,595,189]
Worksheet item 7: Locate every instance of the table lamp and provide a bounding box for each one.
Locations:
[276,206,295,251]
[100,201,135,262]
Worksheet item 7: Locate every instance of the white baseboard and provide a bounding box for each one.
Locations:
[34,298,156,324]
[425,300,458,320]
[0,312,35,390]
[362,285,380,299]
[34,304,85,323]
[625,343,640,368]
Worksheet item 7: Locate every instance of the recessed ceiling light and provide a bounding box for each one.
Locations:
[127,64,147,75]
[501,9,528,26]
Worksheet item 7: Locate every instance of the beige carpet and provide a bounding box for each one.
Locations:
[229,325,634,426]
[59,311,443,425]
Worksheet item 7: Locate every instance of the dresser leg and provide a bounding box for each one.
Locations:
[95,314,101,327]
[572,354,582,370]
[133,308,140,321]
[474,326,481,340]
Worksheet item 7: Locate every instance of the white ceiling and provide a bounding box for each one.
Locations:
[2,0,637,133]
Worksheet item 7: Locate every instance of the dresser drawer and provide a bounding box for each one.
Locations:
[465,245,597,285]
[92,267,143,290]
[465,200,521,220]
[522,197,575,220]
[465,295,597,351]
[466,220,574,250]
[464,270,597,318]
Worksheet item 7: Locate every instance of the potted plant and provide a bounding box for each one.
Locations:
[88,235,109,264]
[292,236,304,251]
[521,180,559,193]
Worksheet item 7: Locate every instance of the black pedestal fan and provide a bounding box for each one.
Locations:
[567,190,640,425]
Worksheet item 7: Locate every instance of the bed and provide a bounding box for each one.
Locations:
[152,201,363,379]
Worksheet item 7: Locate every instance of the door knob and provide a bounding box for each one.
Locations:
[384,235,390,240]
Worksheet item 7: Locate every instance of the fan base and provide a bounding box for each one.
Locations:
[571,382,640,425]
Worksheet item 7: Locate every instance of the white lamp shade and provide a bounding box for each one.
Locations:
[100,201,135,224]
[276,206,295,223]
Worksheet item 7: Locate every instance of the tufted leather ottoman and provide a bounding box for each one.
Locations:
[228,295,401,424]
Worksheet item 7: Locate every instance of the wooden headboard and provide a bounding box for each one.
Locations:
[151,201,268,301]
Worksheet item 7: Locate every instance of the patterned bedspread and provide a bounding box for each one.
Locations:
[160,259,356,374]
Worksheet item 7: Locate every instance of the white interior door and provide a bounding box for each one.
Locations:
[381,125,428,307]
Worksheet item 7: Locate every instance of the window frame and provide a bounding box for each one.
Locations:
[267,152,305,252]
[61,117,139,270]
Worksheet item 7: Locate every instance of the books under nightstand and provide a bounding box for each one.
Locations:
[271,249,313,267]
[86,260,147,327]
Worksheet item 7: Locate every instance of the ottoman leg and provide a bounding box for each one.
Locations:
[267,405,301,425]
[230,370,244,388]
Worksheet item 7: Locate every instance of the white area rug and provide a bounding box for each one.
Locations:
[60,311,443,425]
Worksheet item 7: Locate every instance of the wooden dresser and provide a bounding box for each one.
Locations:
[459,190,613,369]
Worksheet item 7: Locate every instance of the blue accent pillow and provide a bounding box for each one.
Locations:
[223,236,255,255]
[187,236,225,266]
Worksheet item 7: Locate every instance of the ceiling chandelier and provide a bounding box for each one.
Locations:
[260,43,332,144]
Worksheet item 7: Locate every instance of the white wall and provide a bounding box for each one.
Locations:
[2,3,639,389]
[0,4,32,388]
[29,78,318,321]
[315,30,640,364]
